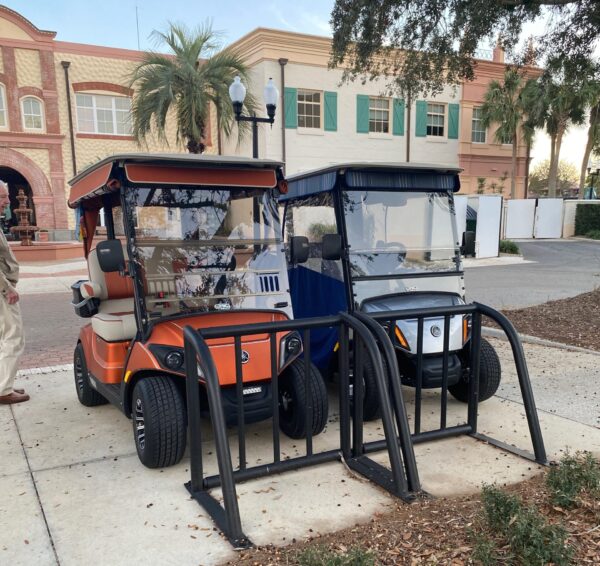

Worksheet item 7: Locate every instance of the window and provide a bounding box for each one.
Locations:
[369,97,390,133]
[297,90,321,129]
[76,93,132,135]
[0,85,7,128]
[426,103,445,137]
[471,107,486,143]
[22,97,43,130]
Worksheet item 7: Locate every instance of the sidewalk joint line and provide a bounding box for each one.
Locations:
[10,405,62,566]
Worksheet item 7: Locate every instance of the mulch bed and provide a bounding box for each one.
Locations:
[229,289,600,565]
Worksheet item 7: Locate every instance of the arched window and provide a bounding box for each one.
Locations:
[0,85,7,128]
[21,96,44,131]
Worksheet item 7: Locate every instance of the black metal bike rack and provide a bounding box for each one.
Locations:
[182,302,547,549]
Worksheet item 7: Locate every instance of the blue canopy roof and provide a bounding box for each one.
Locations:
[282,162,461,201]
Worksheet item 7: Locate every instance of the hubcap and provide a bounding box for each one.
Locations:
[280,389,293,414]
[134,398,145,450]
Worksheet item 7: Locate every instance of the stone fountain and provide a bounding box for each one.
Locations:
[10,188,39,246]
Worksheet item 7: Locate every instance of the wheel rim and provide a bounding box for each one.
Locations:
[280,388,294,419]
[134,398,145,450]
[74,352,85,393]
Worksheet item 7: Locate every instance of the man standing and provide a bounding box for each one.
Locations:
[0,181,28,404]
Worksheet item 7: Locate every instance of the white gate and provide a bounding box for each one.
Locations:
[505,199,536,239]
[473,196,502,258]
[534,199,563,239]
[453,195,468,241]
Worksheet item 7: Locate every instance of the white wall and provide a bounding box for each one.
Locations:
[222,61,461,174]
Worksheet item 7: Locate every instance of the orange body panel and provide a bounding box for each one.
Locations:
[79,324,130,384]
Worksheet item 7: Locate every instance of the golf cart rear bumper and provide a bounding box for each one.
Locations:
[397,353,462,388]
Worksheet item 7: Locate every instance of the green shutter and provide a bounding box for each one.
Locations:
[392,98,405,136]
[448,103,460,139]
[284,87,297,129]
[415,100,427,137]
[324,91,337,131]
[356,95,369,133]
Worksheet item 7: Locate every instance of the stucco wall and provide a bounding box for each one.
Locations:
[15,47,42,89]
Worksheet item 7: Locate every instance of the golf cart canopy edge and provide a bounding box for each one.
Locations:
[281,162,462,201]
[68,153,284,208]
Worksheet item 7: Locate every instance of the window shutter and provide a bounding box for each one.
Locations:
[448,103,460,139]
[415,100,427,137]
[392,98,405,136]
[356,95,369,133]
[324,91,337,131]
[284,87,297,129]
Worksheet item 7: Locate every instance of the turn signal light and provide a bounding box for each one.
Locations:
[394,326,410,351]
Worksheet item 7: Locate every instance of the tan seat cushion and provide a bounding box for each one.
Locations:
[92,312,137,342]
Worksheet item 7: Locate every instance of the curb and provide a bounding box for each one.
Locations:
[18,363,74,377]
[482,326,600,356]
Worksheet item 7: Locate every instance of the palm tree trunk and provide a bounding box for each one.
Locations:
[548,128,565,198]
[548,134,557,197]
[579,104,599,199]
[510,134,517,199]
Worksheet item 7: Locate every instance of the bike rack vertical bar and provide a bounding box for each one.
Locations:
[234,336,246,471]
[338,323,351,459]
[440,314,450,430]
[185,334,204,494]
[474,304,548,464]
[270,332,280,463]
[352,334,365,457]
[467,311,482,433]
[303,329,313,456]
[415,317,424,435]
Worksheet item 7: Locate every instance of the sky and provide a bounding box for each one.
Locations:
[4,0,590,173]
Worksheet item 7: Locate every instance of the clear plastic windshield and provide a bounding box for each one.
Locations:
[343,190,460,279]
[124,187,290,318]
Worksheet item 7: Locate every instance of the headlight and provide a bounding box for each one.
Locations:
[165,350,184,370]
[279,331,303,370]
[463,315,472,345]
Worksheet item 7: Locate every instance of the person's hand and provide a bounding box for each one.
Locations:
[5,288,19,304]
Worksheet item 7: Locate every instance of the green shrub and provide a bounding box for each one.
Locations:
[585,229,600,240]
[499,239,520,254]
[480,485,572,565]
[575,203,600,235]
[297,545,375,566]
[546,452,600,508]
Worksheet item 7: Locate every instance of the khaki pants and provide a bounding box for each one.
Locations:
[0,295,25,396]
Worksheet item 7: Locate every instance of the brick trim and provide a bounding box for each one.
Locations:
[72,82,133,96]
[3,47,21,133]
[76,133,135,141]
[18,86,44,98]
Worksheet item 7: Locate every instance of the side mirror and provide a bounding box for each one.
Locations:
[322,233,342,261]
[289,236,309,264]
[96,239,125,273]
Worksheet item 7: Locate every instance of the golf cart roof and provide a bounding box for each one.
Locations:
[68,153,283,208]
[282,162,462,201]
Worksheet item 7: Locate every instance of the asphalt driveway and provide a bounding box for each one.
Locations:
[465,239,600,309]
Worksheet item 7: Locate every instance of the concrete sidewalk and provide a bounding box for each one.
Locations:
[2,337,600,566]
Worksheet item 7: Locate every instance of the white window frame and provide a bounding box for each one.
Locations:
[21,96,44,131]
[368,97,391,134]
[297,89,322,130]
[471,107,486,143]
[0,85,8,129]
[75,93,132,136]
[426,102,446,138]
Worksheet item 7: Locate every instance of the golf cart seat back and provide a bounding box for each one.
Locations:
[84,246,137,342]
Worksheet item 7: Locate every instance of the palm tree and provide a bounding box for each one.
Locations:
[578,85,600,198]
[129,23,255,153]
[480,67,532,199]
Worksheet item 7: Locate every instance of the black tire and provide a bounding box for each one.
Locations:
[449,338,502,403]
[357,354,386,421]
[131,376,187,468]
[74,343,108,407]
[278,359,328,439]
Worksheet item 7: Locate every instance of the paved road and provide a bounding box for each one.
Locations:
[465,239,600,309]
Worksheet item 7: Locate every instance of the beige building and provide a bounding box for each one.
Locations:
[0,6,215,237]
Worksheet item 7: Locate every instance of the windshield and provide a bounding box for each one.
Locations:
[124,186,290,318]
[343,190,460,279]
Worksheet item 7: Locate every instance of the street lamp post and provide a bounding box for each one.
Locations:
[228,76,279,159]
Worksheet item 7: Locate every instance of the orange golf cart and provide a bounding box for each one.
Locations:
[68,154,328,468]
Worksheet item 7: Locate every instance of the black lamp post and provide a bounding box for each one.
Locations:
[228,76,279,159]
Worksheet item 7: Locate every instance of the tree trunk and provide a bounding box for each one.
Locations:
[579,104,599,199]
[548,127,565,198]
[548,134,557,197]
[510,133,517,199]
[186,139,206,154]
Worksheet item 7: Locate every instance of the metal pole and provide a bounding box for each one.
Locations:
[252,117,259,159]
[278,58,288,172]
